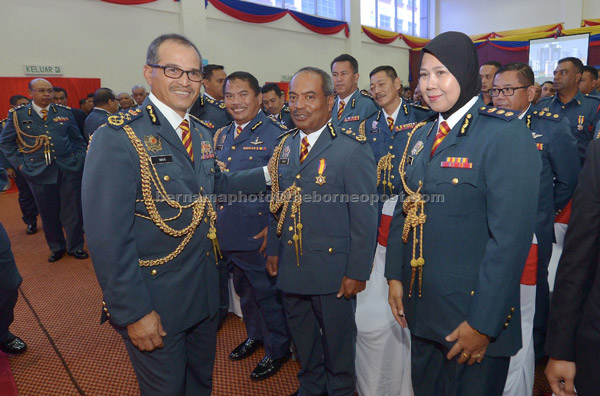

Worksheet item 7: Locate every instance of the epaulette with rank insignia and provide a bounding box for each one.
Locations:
[8,104,27,113]
[532,110,561,122]
[478,106,519,121]
[218,102,226,109]
[0,118,7,129]
[55,103,71,110]
[341,126,367,144]
[410,103,431,111]
[266,116,288,130]
[107,109,143,130]
[190,115,215,130]
[360,90,373,99]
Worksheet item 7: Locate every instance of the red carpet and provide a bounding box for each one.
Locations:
[0,352,18,396]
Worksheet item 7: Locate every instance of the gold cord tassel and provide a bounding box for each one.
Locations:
[376,152,395,195]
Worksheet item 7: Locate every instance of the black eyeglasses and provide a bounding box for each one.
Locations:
[147,64,203,82]
[488,86,530,97]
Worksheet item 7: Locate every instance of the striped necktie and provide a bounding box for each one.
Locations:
[387,116,394,131]
[235,125,243,139]
[430,121,450,158]
[180,119,193,162]
[300,136,310,164]
[337,100,345,120]
[41,109,48,122]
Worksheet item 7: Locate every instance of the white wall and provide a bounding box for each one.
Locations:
[437,0,599,37]
[0,0,411,98]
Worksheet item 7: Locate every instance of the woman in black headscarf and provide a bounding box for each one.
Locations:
[385,31,541,396]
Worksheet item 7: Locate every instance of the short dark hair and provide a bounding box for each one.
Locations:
[403,87,412,93]
[558,57,584,74]
[93,88,116,107]
[261,83,283,97]
[87,93,94,99]
[294,67,334,97]
[331,54,359,74]
[542,81,553,87]
[9,95,29,106]
[52,87,67,97]
[203,64,224,81]
[79,98,88,106]
[146,34,202,67]
[482,60,502,69]
[496,62,534,86]
[583,65,599,80]
[369,65,398,80]
[224,71,260,96]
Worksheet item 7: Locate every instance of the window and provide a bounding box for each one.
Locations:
[379,15,391,30]
[243,0,345,20]
[360,0,429,38]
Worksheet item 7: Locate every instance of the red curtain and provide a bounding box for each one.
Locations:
[0,77,101,117]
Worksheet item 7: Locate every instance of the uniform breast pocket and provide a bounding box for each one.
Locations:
[155,163,184,187]
[433,170,479,217]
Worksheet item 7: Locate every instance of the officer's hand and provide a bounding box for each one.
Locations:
[253,227,268,254]
[5,168,16,179]
[126,310,167,352]
[545,358,576,396]
[216,160,227,172]
[387,279,407,328]
[266,255,279,276]
[446,321,489,365]
[337,276,366,299]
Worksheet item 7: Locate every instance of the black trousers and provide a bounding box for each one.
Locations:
[283,292,357,396]
[27,170,84,253]
[411,334,510,396]
[533,254,552,360]
[0,288,18,344]
[13,169,38,226]
[121,314,218,396]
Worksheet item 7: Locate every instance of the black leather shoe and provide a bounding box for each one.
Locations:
[48,250,66,263]
[0,336,27,355]
[229,338,263,360]
[287,390,327,396]
[251,354,290,381]
[26,224,37,235]
[68,249,89,260]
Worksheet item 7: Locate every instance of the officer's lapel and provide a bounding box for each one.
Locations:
[289,133,301,171]
[151,107,190,161]
[298,129,331,171]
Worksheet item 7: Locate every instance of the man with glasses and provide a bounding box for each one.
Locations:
[491,62,580,396]
[0,79,88,263]
[81,34,269,396]
[536,57,600,166]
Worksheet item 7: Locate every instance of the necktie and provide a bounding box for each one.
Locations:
[337,101,345,120]
[430,121,450,158]
[180,119,193,162]
[235,125,243,139]
[41,109,48,122]
[300,136,310,164]
[387,116,394,131]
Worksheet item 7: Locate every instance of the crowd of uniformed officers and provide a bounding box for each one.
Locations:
[1,30,600,396]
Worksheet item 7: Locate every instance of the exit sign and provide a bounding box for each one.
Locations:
[24,65,63,75]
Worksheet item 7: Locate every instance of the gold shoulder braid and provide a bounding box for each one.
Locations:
[398,120,430,298]
[13,111,51,164]
[268,135,303,267]
[122,125,221,267]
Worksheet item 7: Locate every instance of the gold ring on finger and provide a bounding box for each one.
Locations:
[461,352,470,358]
[474,353,481,358]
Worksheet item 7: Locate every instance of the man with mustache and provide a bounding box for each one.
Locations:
[266,66,378,396]
[81,34,269,396]
[215,71,290,381]
[330,54,378,133]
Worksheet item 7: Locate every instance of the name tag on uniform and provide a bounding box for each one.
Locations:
[279,158,289,165]
[151,155,173,164]
[216,145,224,150]
[22,120,33,124]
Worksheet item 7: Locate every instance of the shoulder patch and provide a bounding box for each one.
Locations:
[532,110,561,122]
[478,106,519,121]
[107,111,143,130]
